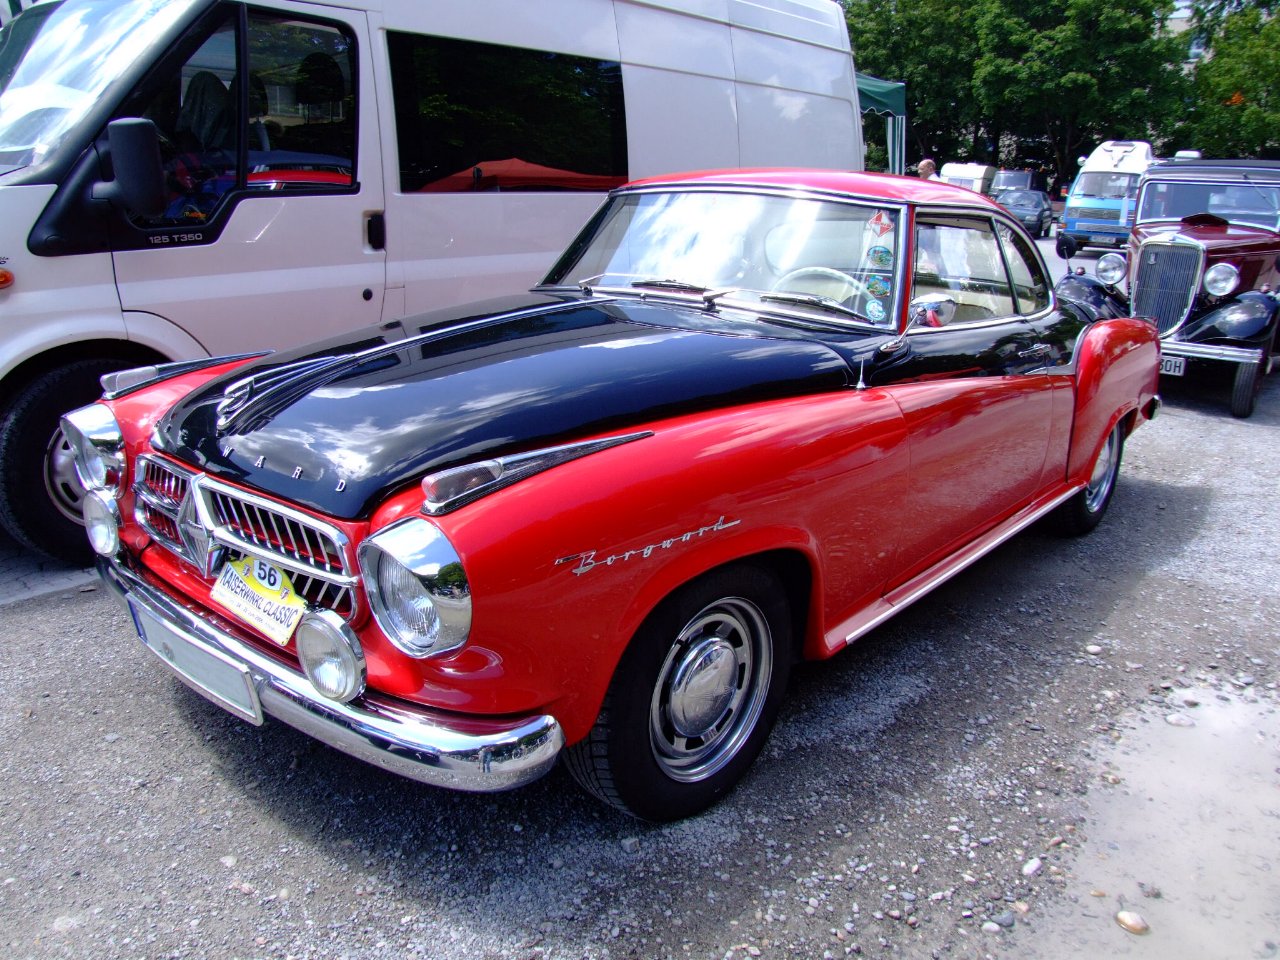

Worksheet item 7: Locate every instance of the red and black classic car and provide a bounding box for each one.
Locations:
[1058,158,1280,418]
[64,170,1161,821]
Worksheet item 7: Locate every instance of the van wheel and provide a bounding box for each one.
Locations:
[1230,356,1264,419]
[1052,423,1124,536]
[565,564,791,822]
[0,360,125,563]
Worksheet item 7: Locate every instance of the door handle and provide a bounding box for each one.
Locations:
[367,212,386,251]
[1019,343,1051,359]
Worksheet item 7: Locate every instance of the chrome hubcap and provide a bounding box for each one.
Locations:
[1083,430,1117,513]
[44,425,86,525]
[649,596,772,783]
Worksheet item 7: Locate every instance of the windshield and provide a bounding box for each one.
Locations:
[998,190,1038,206]
[1137,179,1280,231]
[543,189,904,327]
[1072,171,1139,201]
[0,0,198,174]
[992,172,1030,191]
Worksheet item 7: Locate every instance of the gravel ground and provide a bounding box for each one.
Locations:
[1,371,1276,960]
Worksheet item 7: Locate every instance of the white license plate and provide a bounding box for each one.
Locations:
[1089,235,1116,244]
[211,557,307,646]
[129,601,263,724]
[1160,356,1186,376]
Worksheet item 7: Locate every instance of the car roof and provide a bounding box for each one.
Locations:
[621,168,1005,212]
[1142,158,1280,183]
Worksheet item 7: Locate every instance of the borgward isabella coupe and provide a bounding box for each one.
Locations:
[64,170,1161,821]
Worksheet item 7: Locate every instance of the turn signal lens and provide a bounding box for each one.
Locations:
[0,269,14,289]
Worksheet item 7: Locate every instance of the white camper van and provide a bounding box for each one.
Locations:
[0,0,865,560]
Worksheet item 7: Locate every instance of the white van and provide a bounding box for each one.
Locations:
[0,0,865,560]
[938,163,997,196]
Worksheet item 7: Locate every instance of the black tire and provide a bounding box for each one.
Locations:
[1052,423,1124,536]
[565,564,792,822]
[1230,357,1263,419]
[0,359,126,563]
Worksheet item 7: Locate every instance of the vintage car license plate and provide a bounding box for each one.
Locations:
[1160,356,1186,376]
[129,601,262,724]
[210,557,307,646]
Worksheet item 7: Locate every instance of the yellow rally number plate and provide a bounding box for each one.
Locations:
[211,557,307,646]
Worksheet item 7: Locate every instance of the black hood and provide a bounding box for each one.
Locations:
[155,296,853,518]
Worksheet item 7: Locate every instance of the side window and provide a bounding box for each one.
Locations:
[128,11,356,228]
[387,32,627,193]
[997,224,1050,314]
[913,217,1015,324]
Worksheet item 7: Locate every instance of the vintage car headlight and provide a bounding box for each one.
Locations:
[1203,263,1240,298]
[60,404,125,497]
[295,610,366,702]
[1096,253,1127,286]
[82,490,121,556]
[358,518,471,658]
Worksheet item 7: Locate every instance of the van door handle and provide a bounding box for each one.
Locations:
[367,212,386,251]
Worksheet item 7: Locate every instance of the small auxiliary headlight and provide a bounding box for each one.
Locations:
[1096,253,1127,286]
[1203,262,1239,298]
[358,518,472,659]
[61,404,125,497]
[295,610,366,702]
[82,490,120,556]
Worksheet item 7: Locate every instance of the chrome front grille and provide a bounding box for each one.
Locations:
[1065,205,1121,222]
[133,454,357,620]
[1130,241,1203,336]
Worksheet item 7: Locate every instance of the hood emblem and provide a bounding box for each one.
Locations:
[215,380,254,433]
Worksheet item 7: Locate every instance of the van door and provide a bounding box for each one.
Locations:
[110,1,386,357]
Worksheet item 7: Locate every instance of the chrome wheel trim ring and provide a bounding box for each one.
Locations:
[649,596,773,783]
[1083,429,1118,514]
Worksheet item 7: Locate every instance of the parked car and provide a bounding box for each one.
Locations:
[997,188,1055,237]
[63,170,1161,822]
[1058,158,1280,418]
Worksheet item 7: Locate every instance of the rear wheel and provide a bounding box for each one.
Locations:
[1052,423,1124,536]
[0,359,126,563]
[565,564,791,821]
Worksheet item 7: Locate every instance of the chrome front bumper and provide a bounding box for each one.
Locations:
[98,555,564,792]
[1160,340,1265,365]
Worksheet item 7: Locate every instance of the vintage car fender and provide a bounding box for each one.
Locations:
[366,390,912,744]
[1053,273,1129,323]
[1179,292,1279,347]
[1066,316,1161,483]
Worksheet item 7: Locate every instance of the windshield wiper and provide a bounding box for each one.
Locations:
[630,278,712,293]
[758,291,873,324]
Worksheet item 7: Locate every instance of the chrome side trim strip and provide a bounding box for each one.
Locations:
[98,556,564,792]
[842,485,1081,647]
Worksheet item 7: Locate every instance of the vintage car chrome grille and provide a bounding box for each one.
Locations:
[1130,241,1203,336]
[133,454,357,619]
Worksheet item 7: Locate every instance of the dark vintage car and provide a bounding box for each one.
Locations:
[62,170,1161,822]
[1058,158,1280,418]
[996,188,1055,237]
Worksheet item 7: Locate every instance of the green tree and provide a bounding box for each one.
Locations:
[1184,7,1280,156]
[972,0,1186,182]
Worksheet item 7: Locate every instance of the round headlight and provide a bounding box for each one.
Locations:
[1203,262,1239,298]
[82,490,120,556]
[295,610,366,702]
[61,404,125,496]
[1096,253,1127,286]
[359,519,472,659]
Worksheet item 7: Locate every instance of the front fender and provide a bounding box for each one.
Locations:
[1180,292,1279,347]
[1055,273,1129,323]
[1068,316,1160,482]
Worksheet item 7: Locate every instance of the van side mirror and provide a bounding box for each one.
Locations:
[1055,233,1078,261]
[92,118,165,218]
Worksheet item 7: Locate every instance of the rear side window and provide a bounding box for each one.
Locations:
[387,32,627,193]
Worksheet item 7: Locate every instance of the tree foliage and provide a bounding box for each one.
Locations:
[1183,7,1280,157]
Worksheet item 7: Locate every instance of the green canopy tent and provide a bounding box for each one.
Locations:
[856,71,907,175]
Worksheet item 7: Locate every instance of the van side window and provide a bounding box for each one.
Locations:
[127,11,356,228]
[387,32,627,193]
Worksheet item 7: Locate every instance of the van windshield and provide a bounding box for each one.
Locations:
[1072,171,1139,200]
[0,0,198,174]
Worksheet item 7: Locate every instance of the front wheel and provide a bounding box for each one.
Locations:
[1052,423,1124,536]
[0,359,127,563]
[1230,355,1265,419]
[565,564,791,821]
